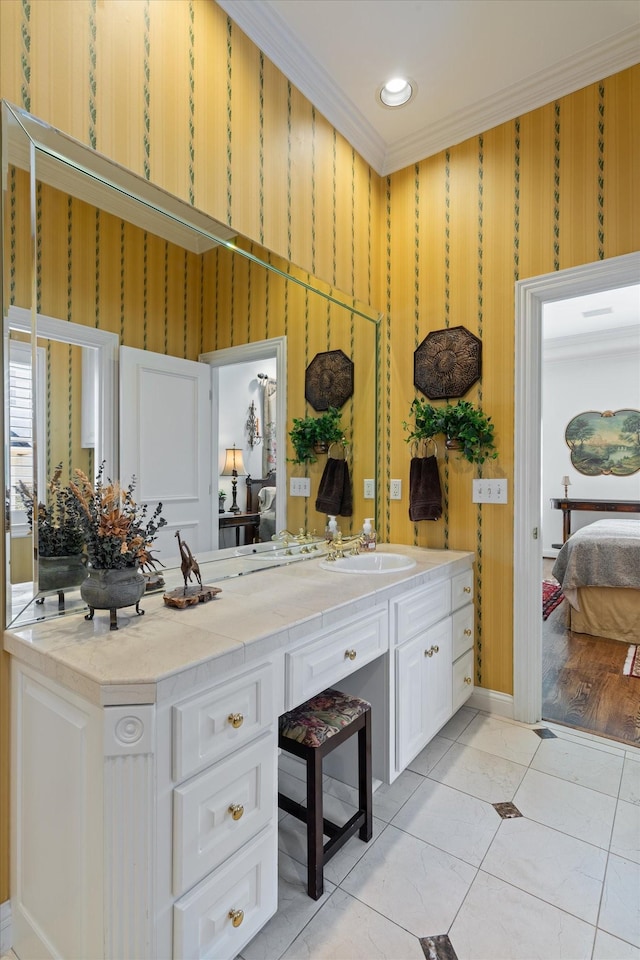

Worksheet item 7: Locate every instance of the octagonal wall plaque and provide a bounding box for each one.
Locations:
[305,349,354,411]
[414,325,482,400]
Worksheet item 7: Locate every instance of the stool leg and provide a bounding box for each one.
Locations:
[358,709,373,841]
[307,748,325,900]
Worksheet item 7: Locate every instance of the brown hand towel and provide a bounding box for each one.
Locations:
[315,459,353,517]
[409,455,442,521]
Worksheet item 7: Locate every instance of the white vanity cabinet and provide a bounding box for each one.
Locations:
[6,545,475,960]
[392,562,474,773]
[170,663,278,959]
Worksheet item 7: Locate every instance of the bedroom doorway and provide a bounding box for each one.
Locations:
[512,251,640,730]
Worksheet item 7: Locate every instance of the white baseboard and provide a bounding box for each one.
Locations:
[0,899,11,954]
[468,687,514,719]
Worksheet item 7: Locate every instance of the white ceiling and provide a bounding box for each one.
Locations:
[218,0,640,176]
[543,284,640,340]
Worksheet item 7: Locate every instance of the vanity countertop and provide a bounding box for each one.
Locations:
[4,544,472,706]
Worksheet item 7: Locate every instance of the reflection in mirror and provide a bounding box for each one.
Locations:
[4,308,118,624]
[2,100,380,629]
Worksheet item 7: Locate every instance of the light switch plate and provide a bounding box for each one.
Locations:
[290,477,311,497]
[364,479,375,499]
[472,478,508,503]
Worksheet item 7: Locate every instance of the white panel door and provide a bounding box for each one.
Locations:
[120,346,213,565]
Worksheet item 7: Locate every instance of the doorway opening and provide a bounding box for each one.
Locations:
[513,251,640,731]
[201,337,287,550]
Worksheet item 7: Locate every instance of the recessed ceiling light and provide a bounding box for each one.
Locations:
[379,77,415,108]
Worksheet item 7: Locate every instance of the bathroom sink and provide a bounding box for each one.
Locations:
[319,553,416,574]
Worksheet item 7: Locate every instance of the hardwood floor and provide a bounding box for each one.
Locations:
[542,588,640,746]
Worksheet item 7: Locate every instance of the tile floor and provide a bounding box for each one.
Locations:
[2,708,638,960]
[240,707,640,960]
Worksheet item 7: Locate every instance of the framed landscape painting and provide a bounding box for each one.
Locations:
[564,408,640,476]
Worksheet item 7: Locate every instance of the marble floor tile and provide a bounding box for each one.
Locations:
[241,852,335,960]
[428,741,528,803]
[448,871,596,960]
[611,799,640,864]
[456,713,541,765]
[513,767,617,848]
[438,706,477,741]
[340,824,476,936]
[593,929,640,960]
[481,816,608,924]
[599,853,640,948]
[407,735,455,777]
[277,809,388,887]
[531,737,624,797]
[391,778,500,867]
[279,887,425,960]
[371,768,425,822]
[621,756,640,805]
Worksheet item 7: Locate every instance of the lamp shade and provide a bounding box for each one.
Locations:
[222,446,246,476]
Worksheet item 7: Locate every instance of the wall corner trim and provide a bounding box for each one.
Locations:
[467,688,514,720]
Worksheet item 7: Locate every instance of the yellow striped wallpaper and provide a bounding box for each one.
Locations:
[0,0,638,904]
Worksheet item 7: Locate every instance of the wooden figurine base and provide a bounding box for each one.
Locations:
[163,585,222,609]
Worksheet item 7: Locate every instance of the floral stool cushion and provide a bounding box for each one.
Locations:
[279,688,370,748]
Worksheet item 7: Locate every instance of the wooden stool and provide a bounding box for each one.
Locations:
[278,688,373,900]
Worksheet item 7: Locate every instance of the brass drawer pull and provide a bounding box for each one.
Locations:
[464,628,472,637]
[432,645,439,654]
[425,644,441,658]
[227,713,244,729]
[228,803,244,821]
[345,649,357,661]
[228,908,244,928]
[463,585,472,594]
[464,676,473,685]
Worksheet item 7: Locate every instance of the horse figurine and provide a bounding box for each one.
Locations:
[175,530,202,595]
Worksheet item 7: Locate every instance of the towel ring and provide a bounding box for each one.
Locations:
[328,440,349,460]
[411,438,438,458]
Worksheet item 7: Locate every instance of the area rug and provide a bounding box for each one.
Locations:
[542,579,564,620]
[623,645,640,678]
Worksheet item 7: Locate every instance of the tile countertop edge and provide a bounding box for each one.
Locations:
[3,545,474,706]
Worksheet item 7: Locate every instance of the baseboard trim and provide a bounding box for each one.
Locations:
[0,899,11,954]
[468,688,514,719]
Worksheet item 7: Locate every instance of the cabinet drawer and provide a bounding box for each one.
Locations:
[172,663,274,782]
[452,604,474,661]
[452,648,474,713]
[173,731,276,896]
[285,607,387,710]
[392,579,451,645]
[173,825,277,960]
[451,569,474,612]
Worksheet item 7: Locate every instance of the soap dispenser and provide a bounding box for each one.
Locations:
[325,515,339,542]
[362,518,377,551]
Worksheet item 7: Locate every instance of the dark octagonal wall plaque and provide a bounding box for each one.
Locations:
[305,349,354,411]
[414,325,482,399]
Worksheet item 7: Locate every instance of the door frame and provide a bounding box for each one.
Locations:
[513,250,640,724]
[201,337,288,542]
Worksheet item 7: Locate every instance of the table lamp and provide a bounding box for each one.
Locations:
[221,445,246,513]
[561,475,571,498]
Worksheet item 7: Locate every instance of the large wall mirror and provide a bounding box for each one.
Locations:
[1,101,380,628]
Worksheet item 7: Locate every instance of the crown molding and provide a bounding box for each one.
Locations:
[544,325,640,363]
[217,0,387,173]
[218,2,639,177]
[383,26,640,175]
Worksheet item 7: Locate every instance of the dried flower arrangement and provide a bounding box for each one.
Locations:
[16,463,85,557]
[68,462,167,570]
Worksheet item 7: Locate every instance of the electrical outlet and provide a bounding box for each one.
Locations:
[390,479,402,500]
[364,479,375,499]
[472,478,508,503]
[290,477,311,497]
